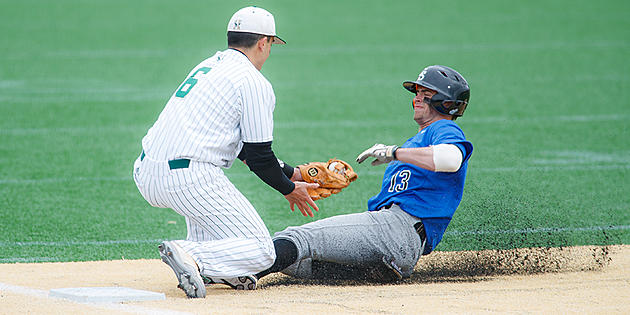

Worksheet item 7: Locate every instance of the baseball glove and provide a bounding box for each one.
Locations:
[297,159,358,200]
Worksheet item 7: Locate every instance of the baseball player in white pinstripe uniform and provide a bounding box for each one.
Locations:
[132,7,318,298]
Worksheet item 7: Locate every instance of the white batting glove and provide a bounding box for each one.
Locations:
[356,143,399,166]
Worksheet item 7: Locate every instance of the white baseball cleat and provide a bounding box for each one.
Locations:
[202,275,257,290]
[158,241,206,298]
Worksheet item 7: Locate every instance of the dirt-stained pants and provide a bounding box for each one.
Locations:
[274,204,426,279]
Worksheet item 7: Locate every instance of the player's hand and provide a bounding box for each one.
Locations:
[356,144,399,166]
[285,182,319,217]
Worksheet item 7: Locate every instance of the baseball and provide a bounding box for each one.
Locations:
[328,162,338,171]
[329,162,345,175]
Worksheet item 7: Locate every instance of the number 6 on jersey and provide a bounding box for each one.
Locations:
[176,67,211,98]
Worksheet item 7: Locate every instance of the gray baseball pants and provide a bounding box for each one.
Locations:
[274,204,426,279]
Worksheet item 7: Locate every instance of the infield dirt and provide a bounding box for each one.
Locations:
[1,245,628,314]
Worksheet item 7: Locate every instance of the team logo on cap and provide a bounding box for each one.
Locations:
[233,19,241,30]
[417,69,428,81]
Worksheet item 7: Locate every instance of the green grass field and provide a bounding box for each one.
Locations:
[1,0,628,263]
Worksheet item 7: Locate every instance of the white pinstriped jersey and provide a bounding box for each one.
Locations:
[141,48,276,168]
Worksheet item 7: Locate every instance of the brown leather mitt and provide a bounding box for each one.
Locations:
[298,159,358,200]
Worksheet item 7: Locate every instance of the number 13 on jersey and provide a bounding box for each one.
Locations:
[388,170,410,192]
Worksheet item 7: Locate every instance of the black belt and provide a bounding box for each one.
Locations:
[382,203,427,241]
[414,221,427,241]
[140,150,190,170]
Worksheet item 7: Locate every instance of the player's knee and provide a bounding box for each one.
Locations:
[274,227,303,244]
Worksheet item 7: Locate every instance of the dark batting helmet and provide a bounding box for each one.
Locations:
[403,65,470,119]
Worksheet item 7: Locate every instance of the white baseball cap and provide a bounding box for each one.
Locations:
[227,6,286,44]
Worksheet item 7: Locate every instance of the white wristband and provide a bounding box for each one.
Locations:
[432,144,463,172]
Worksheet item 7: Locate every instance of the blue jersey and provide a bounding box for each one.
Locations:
[367,119,473,254]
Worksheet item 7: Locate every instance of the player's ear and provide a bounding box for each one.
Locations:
[442,101,454,109]
[257,36,269,50]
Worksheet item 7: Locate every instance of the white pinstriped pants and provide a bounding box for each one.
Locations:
[133,155,275,277]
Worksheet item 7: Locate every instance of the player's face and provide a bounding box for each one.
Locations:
[412,85,438,122]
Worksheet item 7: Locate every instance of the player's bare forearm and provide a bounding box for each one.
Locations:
[395,147,436,171]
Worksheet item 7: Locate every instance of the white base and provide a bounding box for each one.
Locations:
[49,287,165,303]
